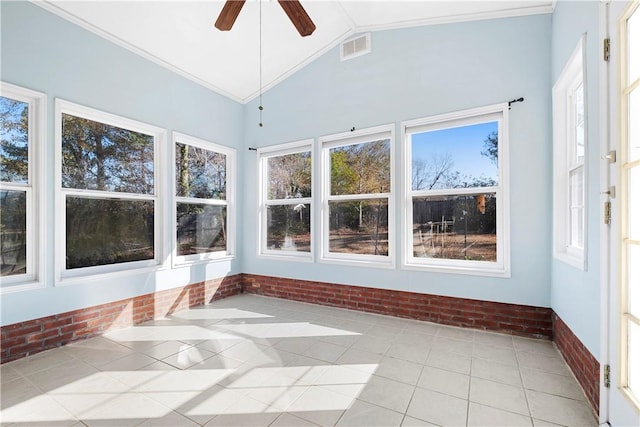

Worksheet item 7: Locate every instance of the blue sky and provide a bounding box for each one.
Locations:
[411,121,498,183]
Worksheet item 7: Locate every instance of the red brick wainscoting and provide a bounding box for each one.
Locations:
[242,274,553,338]
[552,312,600,414]
[0,275,242,364]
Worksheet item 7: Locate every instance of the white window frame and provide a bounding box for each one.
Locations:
[54,99,166,284]
[172,132,235,266]
[257,139,314,262]
[0,82,46,293]
[552,34,588,270]
[319,124,395,268]
[402,104,510,277]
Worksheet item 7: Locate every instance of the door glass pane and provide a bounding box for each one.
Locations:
[412,193,497,262]
[267,152,311,200]
[176,203,226,255]
[629,166,640,241]
[328,199,388,256]
[61,114,154,194]
[0,190,26,277]
[66,197,154,269]
[0,96,29,184]
[629,87,640,162]
[411,121,498,191]
[330,140,390,195]
[629,8,639,85]
[629,321,640,396]
[266,204,311,252]
[629,243,640,318]
[175,143,226,200]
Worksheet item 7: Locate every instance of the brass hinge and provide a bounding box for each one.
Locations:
[604,38,611,62]
[604,201,611,225]
[604,364,611,388]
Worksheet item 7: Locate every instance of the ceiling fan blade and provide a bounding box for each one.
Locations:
[215,0,246,31]
[277,0,316,37]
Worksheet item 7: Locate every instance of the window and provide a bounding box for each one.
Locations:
[0,82,45,291]
[403,105,509,276]
[55,100,165,280]
[320,125,393,266]
[258,140,312,260]
[552,35,587,270]
[174,132,235,264]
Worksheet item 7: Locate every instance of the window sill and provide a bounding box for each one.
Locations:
[173,254,235,268]
[56,264,166,287]
[0,279,45,294]
[403,260,510,278]
[319,255,395,269]
[553,251,586,271]
[257,252,313,263]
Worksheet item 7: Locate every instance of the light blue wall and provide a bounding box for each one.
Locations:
[0,2,244,325]
[549,0,602,358]
[242,15,553,307]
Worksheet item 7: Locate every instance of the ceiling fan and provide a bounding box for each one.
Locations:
[215,0,316,37]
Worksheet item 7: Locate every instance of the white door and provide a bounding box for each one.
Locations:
[607,0,640,425]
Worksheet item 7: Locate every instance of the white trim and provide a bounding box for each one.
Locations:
[54,98,166,284]
[171,131,236,267]
[257,139,314,261]
[552,34,588,271]
[401,104,510,277]
[0,82,46,292]
[319,124,395,267]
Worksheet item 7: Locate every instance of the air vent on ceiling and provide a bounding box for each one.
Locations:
[340,33,371,61]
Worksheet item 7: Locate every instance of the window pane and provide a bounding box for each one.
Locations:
[412,193,497,261]
[266,204,311,252]
[66,197,154,269]
[0,190,26,277]
[0,96,28,184]
[570,167,585,248]
[175,143,226,200]
[61,114,154,194]
[629,243,640,318]
[329,199,388,256]
[411,122,498,191]
[267,152,311,200]
[630,166,640,241]
[629,321,640,396]
[574,82,585,164]
[330,140,390,195]
[630,87,639,162]
[176,203,226,255]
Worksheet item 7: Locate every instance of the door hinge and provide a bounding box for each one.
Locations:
[604,364,611,388]
[605,150,616,163]
[604,38,611,62]
[604,201,611,225]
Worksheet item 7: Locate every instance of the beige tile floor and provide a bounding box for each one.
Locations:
[0,294,598,427]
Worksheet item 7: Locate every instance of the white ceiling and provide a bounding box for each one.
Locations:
[36,1,555,103]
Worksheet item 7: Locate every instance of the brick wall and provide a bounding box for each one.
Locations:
[0,275,242,364]
[552,312,600,414]
[243,274,553,338]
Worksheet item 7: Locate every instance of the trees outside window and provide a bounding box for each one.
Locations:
[56,100,164,279]
[403,105,509,276]
[320,126,394,265]
[258,141,312,259]
[0,82,45,291]
[174,132,234,264]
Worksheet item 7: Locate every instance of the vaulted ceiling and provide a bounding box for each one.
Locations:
[36,1,555,103]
